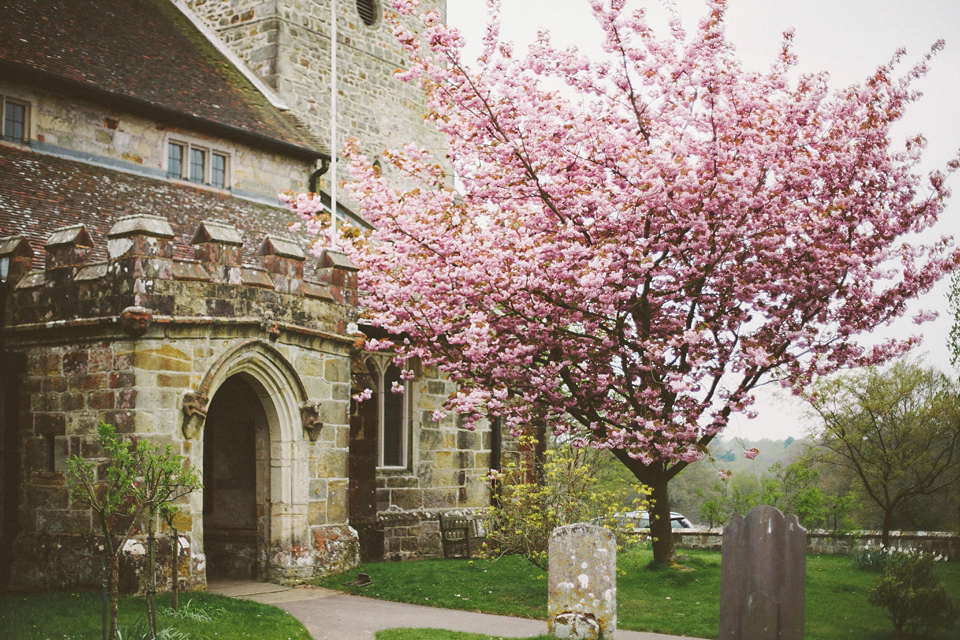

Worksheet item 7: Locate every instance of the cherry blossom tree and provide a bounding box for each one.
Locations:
[286,0,960,563]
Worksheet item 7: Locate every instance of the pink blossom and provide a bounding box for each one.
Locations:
[365,338,395,351]
[744,448,760,460]
[285,0,960,561]
[352,388,373,404]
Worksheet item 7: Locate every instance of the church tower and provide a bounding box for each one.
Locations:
[183,0,449,190]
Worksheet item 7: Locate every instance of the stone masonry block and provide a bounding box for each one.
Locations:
[34,413,66,436]
[29,352,62,376]
[294,353,324,378]
[390,488,423,511]
[309,479,328,501]
[157,373,191,388]
[109,371,136,388]
[41,376,68,393]
[131,345,191,372]
[308,499,327,526]
[62,350,89,376]
[88,390,116,410]
[69,414,101,437]
[419,428,443,450]
[315,450,347,479]
[70,373,108,391]
[327,480,348,524]
[324,358,350,383]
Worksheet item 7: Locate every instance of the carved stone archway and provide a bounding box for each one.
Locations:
[185,340,312,579]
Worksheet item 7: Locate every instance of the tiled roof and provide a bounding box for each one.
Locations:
[0,144,314,269]
[0,0,326,159]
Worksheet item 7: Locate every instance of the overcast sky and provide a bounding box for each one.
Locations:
[445,0,960,441]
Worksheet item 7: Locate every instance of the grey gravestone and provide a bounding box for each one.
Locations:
[548,523,616,640]
[720,505,806,640]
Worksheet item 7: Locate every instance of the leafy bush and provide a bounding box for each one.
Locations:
[484,437,647,569]
[867,550,958,636]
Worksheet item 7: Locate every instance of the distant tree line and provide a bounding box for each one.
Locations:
[594,358,960,536]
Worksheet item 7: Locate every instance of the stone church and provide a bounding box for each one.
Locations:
[0,0,499,592]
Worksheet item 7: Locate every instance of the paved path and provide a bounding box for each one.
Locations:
[208,580,702,640]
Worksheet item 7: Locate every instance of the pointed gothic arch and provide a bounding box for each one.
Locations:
[187,339,312,579]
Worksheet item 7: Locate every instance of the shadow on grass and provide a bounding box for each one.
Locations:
[0,589,312,640]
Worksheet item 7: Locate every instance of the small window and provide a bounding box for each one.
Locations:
[381,363,406,467]
[366,359,409,469]
[166,139,230,188]
[167,143,184,179]
[189,148,206,183]
[211,153,227,188]
[355,0,379,27]
[2,99,28,143]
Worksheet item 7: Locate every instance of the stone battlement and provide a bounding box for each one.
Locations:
[1,214,358,336]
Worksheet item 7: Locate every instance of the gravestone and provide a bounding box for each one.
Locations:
[720,505,806,640]
[548,523,617,640]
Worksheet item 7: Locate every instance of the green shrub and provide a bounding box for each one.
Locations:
[485,436,646,569]
[867,550,958,636]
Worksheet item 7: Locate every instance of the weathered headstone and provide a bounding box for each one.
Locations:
[548,523,617,640]
[720,505,806,640]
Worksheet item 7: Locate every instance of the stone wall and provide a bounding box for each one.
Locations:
[670,528,960,560]
[374,367,494,560]
[0,79,314,200]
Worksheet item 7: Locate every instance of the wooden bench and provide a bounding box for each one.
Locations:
[440,512,486,558]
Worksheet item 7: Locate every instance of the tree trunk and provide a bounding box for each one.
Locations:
[101,547,109,640]
[171,526,179,611]
[647,475,677,565]
[532,420,548,486]
[109,549,120,640]
[881,508,894,548]
[610,450,680,566]
[147,516,157,638]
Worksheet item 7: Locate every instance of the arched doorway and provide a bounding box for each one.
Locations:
[203,375,270,579]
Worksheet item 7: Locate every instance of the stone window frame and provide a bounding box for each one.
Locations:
[366,355,411,470]
[1,95,30,143]
[165,134,231,189]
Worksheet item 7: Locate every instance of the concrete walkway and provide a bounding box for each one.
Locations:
[207,580,701,640]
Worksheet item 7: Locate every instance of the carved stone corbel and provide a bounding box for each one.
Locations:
[181,391,209,439]
[301,401,323,442]
[120,305,152,338]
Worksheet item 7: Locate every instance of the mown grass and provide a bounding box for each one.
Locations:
[317,548,960,640]
[0,590,312,640]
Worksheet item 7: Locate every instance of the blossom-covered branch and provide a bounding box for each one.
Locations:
[287,0,959,562]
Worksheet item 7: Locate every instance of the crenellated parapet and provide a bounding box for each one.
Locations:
[4,214,359,336]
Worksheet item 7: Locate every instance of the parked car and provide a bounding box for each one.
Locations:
[617,511,695,530]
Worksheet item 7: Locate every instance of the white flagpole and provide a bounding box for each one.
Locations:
[329,0,338,249]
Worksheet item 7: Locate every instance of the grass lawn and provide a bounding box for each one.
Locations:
[0,589,312,640]
[316,548,960,640]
